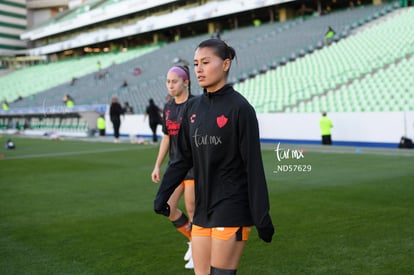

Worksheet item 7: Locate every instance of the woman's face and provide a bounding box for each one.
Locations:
[166,72,187,97]
[193,47,230,92]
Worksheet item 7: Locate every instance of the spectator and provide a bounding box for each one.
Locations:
[253,18,262,27]
[325,26,336,45]
[13,96,23,103]
[320,111,333,145]
[2,100,9,111]
[70,77,77,86]
[63,95,75,108]
[97,114,106,136]
[109,96,124,143]
[123,102,134,114]
[144,98,162,143]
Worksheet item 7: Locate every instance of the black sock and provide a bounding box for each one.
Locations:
[210,266,237,275]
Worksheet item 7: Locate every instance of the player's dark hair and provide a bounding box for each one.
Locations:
[177,64,191,96]
[196,38,236,75]
[197,38,236,61]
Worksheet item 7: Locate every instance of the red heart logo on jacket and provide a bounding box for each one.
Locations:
[216,115,228,128]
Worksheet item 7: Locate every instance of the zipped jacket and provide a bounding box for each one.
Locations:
[154,84,274,242]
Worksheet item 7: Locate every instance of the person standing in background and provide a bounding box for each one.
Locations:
[320,111,333,145]
[63,95,75,108]
[144,98,162,143]
[123,102,134,114]
[97,114,106,136]
[109,96,124,143]
[325,26,336,45]
[2,100,9,111]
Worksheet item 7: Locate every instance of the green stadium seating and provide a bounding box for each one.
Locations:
[235,6,414,113]
[1,2,405,114]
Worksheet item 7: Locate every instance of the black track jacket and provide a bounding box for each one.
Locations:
[162,96,194,180]
[154,84,274,240]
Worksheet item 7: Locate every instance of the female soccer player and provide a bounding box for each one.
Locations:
[154,39,274,275]
[151,65,195,269]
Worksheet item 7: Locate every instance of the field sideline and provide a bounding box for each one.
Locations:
[1,135,413,275]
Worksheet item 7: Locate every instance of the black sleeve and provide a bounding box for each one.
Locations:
[238,103,274,242]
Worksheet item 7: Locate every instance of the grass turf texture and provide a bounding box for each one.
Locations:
[1,136,413,274]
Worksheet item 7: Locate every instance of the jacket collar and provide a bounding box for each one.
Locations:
[203,84,233,98]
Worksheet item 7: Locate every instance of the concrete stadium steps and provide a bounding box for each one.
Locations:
[4,44,160,108]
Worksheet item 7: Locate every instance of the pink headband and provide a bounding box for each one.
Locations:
[168,66,189,81]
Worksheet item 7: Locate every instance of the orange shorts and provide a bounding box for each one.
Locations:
[180,179,194,187]
[192,224,251,241]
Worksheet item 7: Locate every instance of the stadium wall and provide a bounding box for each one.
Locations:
[257,112,414,148]
[104,112,414,148]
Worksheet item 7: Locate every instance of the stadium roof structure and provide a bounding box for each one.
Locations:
[20,0,292,56]
[21,0,179,40]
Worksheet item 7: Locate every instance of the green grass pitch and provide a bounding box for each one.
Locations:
[1,135,413,274]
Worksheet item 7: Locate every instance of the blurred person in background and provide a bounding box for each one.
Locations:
[97,114,106,136]
[63,95,75,108]
[2,100,9,111]
[320,111,333,145]
[110,96,124,143]
[123,102,134,114]
[144,98,162,143]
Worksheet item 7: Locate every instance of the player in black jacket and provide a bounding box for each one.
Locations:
[154,39,274,275]
[151,65,195,269]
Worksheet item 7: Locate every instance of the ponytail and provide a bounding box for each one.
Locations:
[179,65,191,96]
